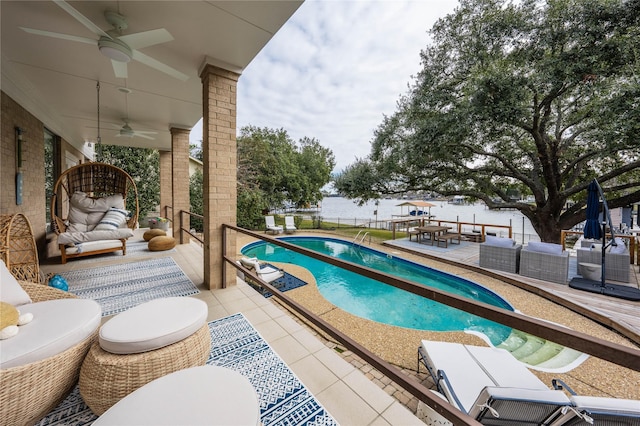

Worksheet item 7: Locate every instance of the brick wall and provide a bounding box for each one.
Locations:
[171,127,190,241]
[1,92,47,254]
[200,65,239,290]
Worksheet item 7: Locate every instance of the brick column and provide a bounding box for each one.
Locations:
[170,127,190,243]
[200,64,238,290]
[158,150,172,222]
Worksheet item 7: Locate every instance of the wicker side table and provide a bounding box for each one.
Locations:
[79,323,211,415]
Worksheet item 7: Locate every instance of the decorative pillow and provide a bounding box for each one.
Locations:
[609,237,627,254]
[526,241,563,255]
[67,192,125,232]
[95,208,129,231]
[0,260,32,306]
[484,235,515,248]
[590,244,602,251]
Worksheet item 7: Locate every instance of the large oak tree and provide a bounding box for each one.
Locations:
[334,0,640,242]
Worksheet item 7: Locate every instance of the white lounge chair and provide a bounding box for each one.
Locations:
[284,216,297,233]
[264,215,283,234]
[418,340,571,424]
[238,257,284,283]
[550,379,640,425]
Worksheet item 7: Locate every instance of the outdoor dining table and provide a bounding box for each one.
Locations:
[416,225,451,245]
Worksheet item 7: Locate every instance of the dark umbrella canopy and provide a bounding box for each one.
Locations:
[583,180,602,240]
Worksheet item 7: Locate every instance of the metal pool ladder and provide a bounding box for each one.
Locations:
[353,230,370,247]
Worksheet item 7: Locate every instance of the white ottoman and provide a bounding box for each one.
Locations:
[579,262,601,281]
[93,366,260,425]
[79,297,211,415]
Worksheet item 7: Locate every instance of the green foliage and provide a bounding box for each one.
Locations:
[189,168,203,232]
[100,145,159,222]
[334,0,640,242]
[237,126,335,227]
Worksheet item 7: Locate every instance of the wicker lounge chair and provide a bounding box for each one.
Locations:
[51,163,139,263]
[519,242,569,284]
[479,237,522,274]
[1,214,102,425]
[417,340,571,425]
[576,247,630,283]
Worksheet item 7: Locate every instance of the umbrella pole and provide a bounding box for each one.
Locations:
[601,221,606,290]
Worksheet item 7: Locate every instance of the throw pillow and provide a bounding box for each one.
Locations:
[0,259,32,306]
[95,208,129,231]
[484,235,515,248]
[609,238,626,254]
[527,241,563,255]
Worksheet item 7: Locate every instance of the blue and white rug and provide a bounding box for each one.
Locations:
[58,257,200,317]
[38,314,338,426]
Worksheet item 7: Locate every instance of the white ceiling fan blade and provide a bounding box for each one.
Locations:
[20,27,97,45]
[118,29,174,50]
[134,132,156,140]
[111,60,128,79]
[53,0,111,39]
[132,50,189,82]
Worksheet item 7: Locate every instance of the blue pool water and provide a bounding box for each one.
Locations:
[242,236,514,345]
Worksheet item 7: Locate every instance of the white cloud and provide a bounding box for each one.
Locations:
[191,0,459,172]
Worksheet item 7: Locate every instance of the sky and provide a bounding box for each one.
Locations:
[190,0,460,173]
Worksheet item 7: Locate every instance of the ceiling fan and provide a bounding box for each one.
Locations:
[20,0,188,81]
[116,120,157,140]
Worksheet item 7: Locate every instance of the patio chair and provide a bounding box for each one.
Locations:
[238,257,284,283]
[417,340,571,424]
[550,379,640,425]
[284,215,297,233]
[576,239,630,283]
[264,215,283,234]
[479,236,522,274]
[519,242,570,284]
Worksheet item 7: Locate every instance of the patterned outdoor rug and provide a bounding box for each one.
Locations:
[38,314,338,426]
[58,257,200,317]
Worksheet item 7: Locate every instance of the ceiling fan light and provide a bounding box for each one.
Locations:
[98,38,132,62]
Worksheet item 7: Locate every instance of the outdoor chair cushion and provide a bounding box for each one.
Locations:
[526,241,564,255]
[67,192,125,233]
[95,208,129,231]
[99,297,207,354]
[484,235,515,247]
[1,260,32,306]
[0,298,101,369]
[58,230,134,246]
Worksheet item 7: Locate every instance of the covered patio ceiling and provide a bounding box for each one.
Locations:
[1,0,303,155]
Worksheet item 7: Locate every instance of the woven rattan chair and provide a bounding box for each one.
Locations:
[0,213,40,282]
[1,213,98,424]
[0,282,98,425]
[51,162,139,263]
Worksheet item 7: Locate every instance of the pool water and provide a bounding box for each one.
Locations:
[242,236,513,345]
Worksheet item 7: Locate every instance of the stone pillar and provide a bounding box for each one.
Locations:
[200,64,238,290]
[170,127,191,243]
[158,151,172,222]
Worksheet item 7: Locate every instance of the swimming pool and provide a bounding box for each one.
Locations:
[242,236,514,345]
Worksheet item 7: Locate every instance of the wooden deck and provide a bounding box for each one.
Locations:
[383,239,640,345]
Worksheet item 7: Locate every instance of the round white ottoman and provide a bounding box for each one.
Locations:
[79,297,211,415]
[93,366,260,426]
[579,262,601,281]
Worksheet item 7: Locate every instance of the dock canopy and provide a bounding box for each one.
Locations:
[396,201,436,217]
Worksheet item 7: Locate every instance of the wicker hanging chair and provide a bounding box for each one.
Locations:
[0,213,40,283]
[51,162,139,263]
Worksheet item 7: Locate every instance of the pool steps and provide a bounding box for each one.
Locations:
[497,330,584,371]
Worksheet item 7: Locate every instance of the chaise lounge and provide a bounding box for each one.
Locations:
[417,340,571,424]
[264,215,283,234]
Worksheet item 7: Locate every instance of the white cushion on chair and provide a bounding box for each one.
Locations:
[526,241,563,255]
[0,259,32,306]
[0,298,102,369]
[99,297,207,354]
[484,236,515,248]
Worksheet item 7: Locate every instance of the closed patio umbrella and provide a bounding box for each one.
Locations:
[583,180,602,240]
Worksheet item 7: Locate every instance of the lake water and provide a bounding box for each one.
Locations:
[314,197,539,241]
